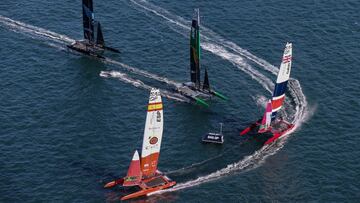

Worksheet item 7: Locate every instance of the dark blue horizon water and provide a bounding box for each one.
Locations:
[1,0,359,202]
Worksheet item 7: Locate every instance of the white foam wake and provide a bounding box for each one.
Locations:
[150,142,284,195]
[103,58,181,87]
[129,0,279,75]
[129,0,312,194]
[201,42,274,92]
[100,71,188,102]
[0,15,75,44]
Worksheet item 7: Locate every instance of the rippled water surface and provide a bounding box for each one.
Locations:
[0,0,359,202]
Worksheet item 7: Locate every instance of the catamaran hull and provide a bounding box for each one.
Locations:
[121,177,176,200]
[104,175,176,200]
[240,120,294,145]
[264,124,294,145]
[67,43,105,59]
[103,178,124,188]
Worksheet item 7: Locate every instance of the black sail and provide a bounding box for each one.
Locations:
[190,9,201,89]
[203,68,210,91]
[82,0,94,42]
[96,22,105,46]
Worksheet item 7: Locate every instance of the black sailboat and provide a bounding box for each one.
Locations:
[67,0,120,59]
[175,9,227,107]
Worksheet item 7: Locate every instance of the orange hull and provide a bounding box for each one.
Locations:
[121,175,176,200]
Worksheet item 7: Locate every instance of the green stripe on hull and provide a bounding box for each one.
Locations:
[194,97,209,107]
[212,91,228,101]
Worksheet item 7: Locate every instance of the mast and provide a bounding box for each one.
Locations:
[190,9,201,89]
[271,43,293,120]
[82,0,95,43]
[140,89,164,178]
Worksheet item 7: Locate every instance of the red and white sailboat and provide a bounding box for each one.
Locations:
[104,88,176,200]
[240,43,295,145]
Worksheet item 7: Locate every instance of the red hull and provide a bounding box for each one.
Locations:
[104,178,124,188]
[121,175,176,200]
[240,119,294,145]
[104,173,176,201]
[264,123,294,145]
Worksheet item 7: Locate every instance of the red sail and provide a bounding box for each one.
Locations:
[123,150,142,187]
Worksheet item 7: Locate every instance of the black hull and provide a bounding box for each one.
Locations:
[104,46,121,53]
[67,44,105,59]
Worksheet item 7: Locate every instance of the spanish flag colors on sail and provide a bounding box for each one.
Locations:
[271,43,292,120]
[141,88,163,177]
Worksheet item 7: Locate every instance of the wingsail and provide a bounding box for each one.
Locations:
[190,9,201,89]
[140,89,163,177]
[271,43,292,120]
[82,0,95,42]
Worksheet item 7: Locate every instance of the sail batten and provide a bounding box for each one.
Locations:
[140,89,163,177]
[271,43,292,120]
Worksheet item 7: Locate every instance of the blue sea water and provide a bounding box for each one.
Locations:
[0,0,359,202]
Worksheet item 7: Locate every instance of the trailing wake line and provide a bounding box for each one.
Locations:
[100,71,188,102]
[0,15,187,103]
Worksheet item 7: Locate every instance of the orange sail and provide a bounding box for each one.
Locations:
[140,89,163,177]
[123,150,142,187]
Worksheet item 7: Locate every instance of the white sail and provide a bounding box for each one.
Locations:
[140,88,164,177]
[271,43,293,118]
[276,42,292,84]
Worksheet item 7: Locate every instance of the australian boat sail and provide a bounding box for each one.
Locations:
[104,89,176,200]
[174,9,227,107]
[240,43,295,145]
[67,0,120,59]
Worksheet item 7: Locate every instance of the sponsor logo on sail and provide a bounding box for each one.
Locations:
[149,137,158,145]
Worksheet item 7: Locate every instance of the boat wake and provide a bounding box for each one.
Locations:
[100,70,188,102]
[0,15,74,45]
[0,15,187,103]
[129,0,313,195]
[103,59,181,87]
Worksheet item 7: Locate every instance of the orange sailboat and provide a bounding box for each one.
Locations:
[104,88,176,200]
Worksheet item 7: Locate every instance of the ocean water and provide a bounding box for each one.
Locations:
[0,0,359,202]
